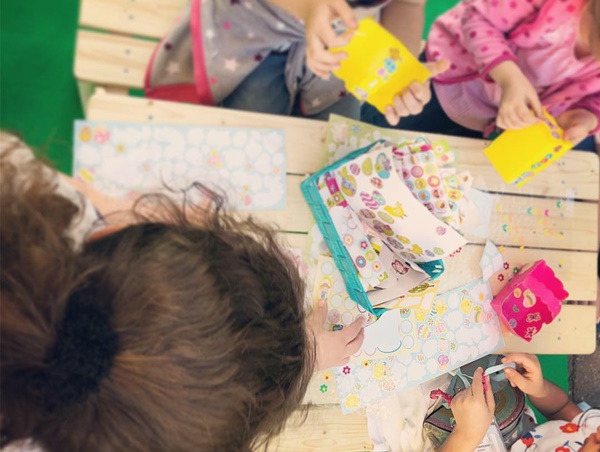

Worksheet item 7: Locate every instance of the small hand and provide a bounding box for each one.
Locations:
[556,108,599,145]
[304,0,357,79]
[307,300,365,370]
[496,71,543,130]
[384,59,451,126]
[502,353,546,398]
[449,367,495,448]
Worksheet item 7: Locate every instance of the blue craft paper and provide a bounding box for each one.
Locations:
[72,120,287,210]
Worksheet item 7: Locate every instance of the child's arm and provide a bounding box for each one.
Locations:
[267,0,356,79]
[458,1,544,129]
[438,368,495,451]
[380,0,426,57]
[503,353,582,422]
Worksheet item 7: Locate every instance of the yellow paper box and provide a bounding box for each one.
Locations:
[483,110,574,187]
[332,18,431,114]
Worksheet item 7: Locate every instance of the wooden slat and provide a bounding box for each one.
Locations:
[75,30,154,88]
[87,90,328,174]
[237,180,596,251]
[87,90,599,199]
[79,0,185,39]
[441,245,597,302]
[466,196,597,251]
[499,305,597,355]
[271,406,370,452]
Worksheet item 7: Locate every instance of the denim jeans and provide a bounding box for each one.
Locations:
[221,52,361,121]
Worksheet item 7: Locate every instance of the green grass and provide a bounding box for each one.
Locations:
[0,0,567,421]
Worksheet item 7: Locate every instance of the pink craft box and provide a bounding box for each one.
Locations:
[491,260,568,342]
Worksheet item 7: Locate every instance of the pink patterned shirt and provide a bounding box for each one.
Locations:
[425,0,600,136]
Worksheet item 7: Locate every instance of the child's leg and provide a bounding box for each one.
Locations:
[299,94,361,121]
[361,83,484,139]
[221,52,291,115]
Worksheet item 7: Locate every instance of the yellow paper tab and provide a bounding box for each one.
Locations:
[483,110,574,187]
[332,18,431,114]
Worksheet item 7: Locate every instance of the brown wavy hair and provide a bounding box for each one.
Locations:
[0,135,314,451]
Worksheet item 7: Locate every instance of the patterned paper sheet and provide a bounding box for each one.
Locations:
[334,146,467,263]
[335,279,504,414]
[73,121,287,210]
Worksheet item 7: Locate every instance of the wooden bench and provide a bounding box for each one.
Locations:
[75,2,599,450]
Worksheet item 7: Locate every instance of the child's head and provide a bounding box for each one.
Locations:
[582,0,600,59]
[0,138,314,451]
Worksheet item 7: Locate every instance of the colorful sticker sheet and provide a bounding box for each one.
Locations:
[335,279,505,414]
[334,145,467,263]
[73,121,287,210]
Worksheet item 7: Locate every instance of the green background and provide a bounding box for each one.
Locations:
[0,0,567,419]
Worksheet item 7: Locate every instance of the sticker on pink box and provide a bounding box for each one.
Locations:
[490,260,568,342]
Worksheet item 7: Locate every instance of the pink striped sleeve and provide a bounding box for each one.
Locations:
[460,0,539,78]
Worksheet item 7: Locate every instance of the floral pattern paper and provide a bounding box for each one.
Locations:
[335,279,504,414]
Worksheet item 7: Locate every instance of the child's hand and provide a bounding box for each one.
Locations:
[449,368,495,448]
[303,0,357,79]
[384,59,451,126]
[491,61,543,130]
[502,353,547,398]
[557,108,599,145]
[308,300,365,370]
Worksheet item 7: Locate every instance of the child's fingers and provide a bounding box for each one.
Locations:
[330,0,358,29]
[384,106,401,126]
[503,353,540,374]
[393,95,411,117]
[528,95,544,118]
[341,316,366,344]
[409,81,431,105]
[472,367,484,396]
[515,104,537,126]
[484,376,495,411]
[399,90,423,115]
[563,125,586,144]
[424,59,451,79]
[504,367,529,390]
[345,328,365,356]
[311,300,328,325]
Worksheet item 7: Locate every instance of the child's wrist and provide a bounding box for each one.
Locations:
[529,379,550,399]
[452,426,485,449]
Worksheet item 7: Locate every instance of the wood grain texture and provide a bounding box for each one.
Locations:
[268,406,370,452]
[87,90,599,199]
[79,0,185,38]
[75,30,154,88]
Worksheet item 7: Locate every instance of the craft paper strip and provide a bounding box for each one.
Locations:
[73,121,287,210]
[483,109,573,187]
[461,189,495,239]
[479,241,505,281]
[334,146,467,263]
[335,279,504,413]
[332,18,431,114]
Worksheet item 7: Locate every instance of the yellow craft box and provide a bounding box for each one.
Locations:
[483,111,574,187]
[332,18,431,114]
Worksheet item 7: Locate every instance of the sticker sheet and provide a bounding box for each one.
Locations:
[73,121,287,210]
[334,146,467,263]
[335,279,504,413]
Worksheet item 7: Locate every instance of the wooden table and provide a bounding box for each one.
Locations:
[84,89,598,451]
